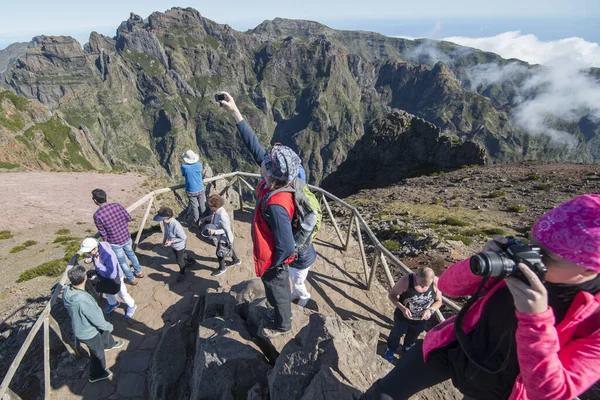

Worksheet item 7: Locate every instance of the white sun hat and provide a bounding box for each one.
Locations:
[79,238,99,253]
[183,150,200,164]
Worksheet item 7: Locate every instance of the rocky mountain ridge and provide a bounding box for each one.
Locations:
[0,7,598,185]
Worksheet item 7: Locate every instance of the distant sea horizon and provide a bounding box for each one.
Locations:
[0,16,598,51]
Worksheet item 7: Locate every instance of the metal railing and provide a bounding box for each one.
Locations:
[0,170,461,399]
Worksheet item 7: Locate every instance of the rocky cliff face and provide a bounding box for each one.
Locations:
[0,7,598,183]
[322,110,486,196]
[0,42,28,73]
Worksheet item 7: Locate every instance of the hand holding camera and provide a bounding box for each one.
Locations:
[215,91,243,123]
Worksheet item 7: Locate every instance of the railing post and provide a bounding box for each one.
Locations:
[321,193,345,247]
[236,176,244,212]
[344,213,355,251]
[379,254,396,289]
[43,318,50,397]
[354,215,370,286]
[367,250,380,291]
[133,195,154,250]
[152,197,164,234]
[48,315,79,359]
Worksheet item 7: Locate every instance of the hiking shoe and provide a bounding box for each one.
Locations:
[260,326,291,339]
[297,297,310,308]
[103,303,120,314]
[106,340,125,351]
[383,348,395,364]
[89,369,112,383]
[134,271,145,278]
[230,259,241,266]
[176,273,185,282]
[125,279,138,286]
[403,343,416,352]
[211,268,227,277]
[125,305,137,319]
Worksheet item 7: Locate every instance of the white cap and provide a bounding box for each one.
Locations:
[79,238,99,253]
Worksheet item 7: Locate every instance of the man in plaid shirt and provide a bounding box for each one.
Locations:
[92,189,144,285]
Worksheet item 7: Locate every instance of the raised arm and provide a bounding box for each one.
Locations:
[217,91,266,166]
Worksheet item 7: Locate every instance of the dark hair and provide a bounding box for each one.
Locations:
[92,189,107,204]
[157,207,174,218]
[268,178,288,191]
[208,195,225,209]
[67,265,87,285]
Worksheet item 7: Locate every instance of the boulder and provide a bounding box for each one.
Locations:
[267,313,392,399]
[148,322,189,400]
[246,298,313,355]
[229,279,265,319]
[190,315,271,400]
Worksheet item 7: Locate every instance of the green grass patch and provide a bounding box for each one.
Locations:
[382,239,400,252]
[18,241,80,282]
[56,228,71,235]
[0,90,29,111]
[446,235,473,246]
[439,217,469,227]
[0,230,13,240]
[53,236,79,244]
[533,183,551,191]
[527,173,541,181]
[487,191,505,198]
[483,227,507,236]
[507,205,526,213]
[0,162,19,169]
[9,240,37,254]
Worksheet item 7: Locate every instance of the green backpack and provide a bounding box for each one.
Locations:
[260,177,322,253]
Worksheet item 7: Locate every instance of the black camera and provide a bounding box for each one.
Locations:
[469,236,546,284]
[215,93,226,102]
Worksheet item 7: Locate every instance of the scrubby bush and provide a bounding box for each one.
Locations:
[507,205,526,213]
[0,230,12,240]
[527,173,541,181]
[9,240,37,253]
[487,191,505,198]
[533,184,551,191]
[440,217,469,227]
[53,236,79,243]
[483,228,506,236]
[446,235,473,246]
[19,241,79,282]
[56,228,70,235]
[382,240,400,252]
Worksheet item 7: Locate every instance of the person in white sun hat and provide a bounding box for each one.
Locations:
[79,237,137,319]
[181,149,206,228]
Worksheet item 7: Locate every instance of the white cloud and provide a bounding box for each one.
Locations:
[443,31,600,148]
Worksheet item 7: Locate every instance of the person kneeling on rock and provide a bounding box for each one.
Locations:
[154,207,196,282]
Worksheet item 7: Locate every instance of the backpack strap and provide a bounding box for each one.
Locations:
[260,185,294,224]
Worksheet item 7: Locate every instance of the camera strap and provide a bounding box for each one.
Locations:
[454,277,513,375]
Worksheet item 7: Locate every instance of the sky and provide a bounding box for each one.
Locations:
[0,0,599,49]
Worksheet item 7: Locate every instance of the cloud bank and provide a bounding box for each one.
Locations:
[443,31,600,148]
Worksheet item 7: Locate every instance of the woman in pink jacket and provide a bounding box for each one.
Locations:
[362,194,600,400]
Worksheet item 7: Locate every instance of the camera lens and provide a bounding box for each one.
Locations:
[470,251,516,278]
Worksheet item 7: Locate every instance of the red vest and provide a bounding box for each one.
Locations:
[252,179,296,277]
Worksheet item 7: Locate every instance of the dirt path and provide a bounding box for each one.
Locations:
[0,171,147,232]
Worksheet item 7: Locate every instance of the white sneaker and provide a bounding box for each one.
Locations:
[297,297,310,307]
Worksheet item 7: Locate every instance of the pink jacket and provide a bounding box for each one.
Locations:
[423,259,600,400]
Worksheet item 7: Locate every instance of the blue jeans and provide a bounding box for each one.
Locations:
[110,238,142,282]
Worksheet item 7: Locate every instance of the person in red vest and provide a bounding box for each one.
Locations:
[361,194,600,400]
[219,92,301,338]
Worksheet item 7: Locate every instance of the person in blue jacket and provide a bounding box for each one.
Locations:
[218,91,317,308]
[181,150,206,227]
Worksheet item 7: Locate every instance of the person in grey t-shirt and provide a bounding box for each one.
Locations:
[154,207,195,281]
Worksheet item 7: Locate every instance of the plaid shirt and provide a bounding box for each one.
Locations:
[93,203,132,245]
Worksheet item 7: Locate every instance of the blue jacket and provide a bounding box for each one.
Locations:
[181,162,204,193]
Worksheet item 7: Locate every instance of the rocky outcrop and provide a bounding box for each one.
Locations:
[146,279,462,400]
[3,7,596,180]
[267,313,391,399]
[0,42,28,73]
[190,315,271,399]
[322,110,486,196]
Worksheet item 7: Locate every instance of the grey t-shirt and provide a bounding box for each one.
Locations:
[164,219,187,250]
